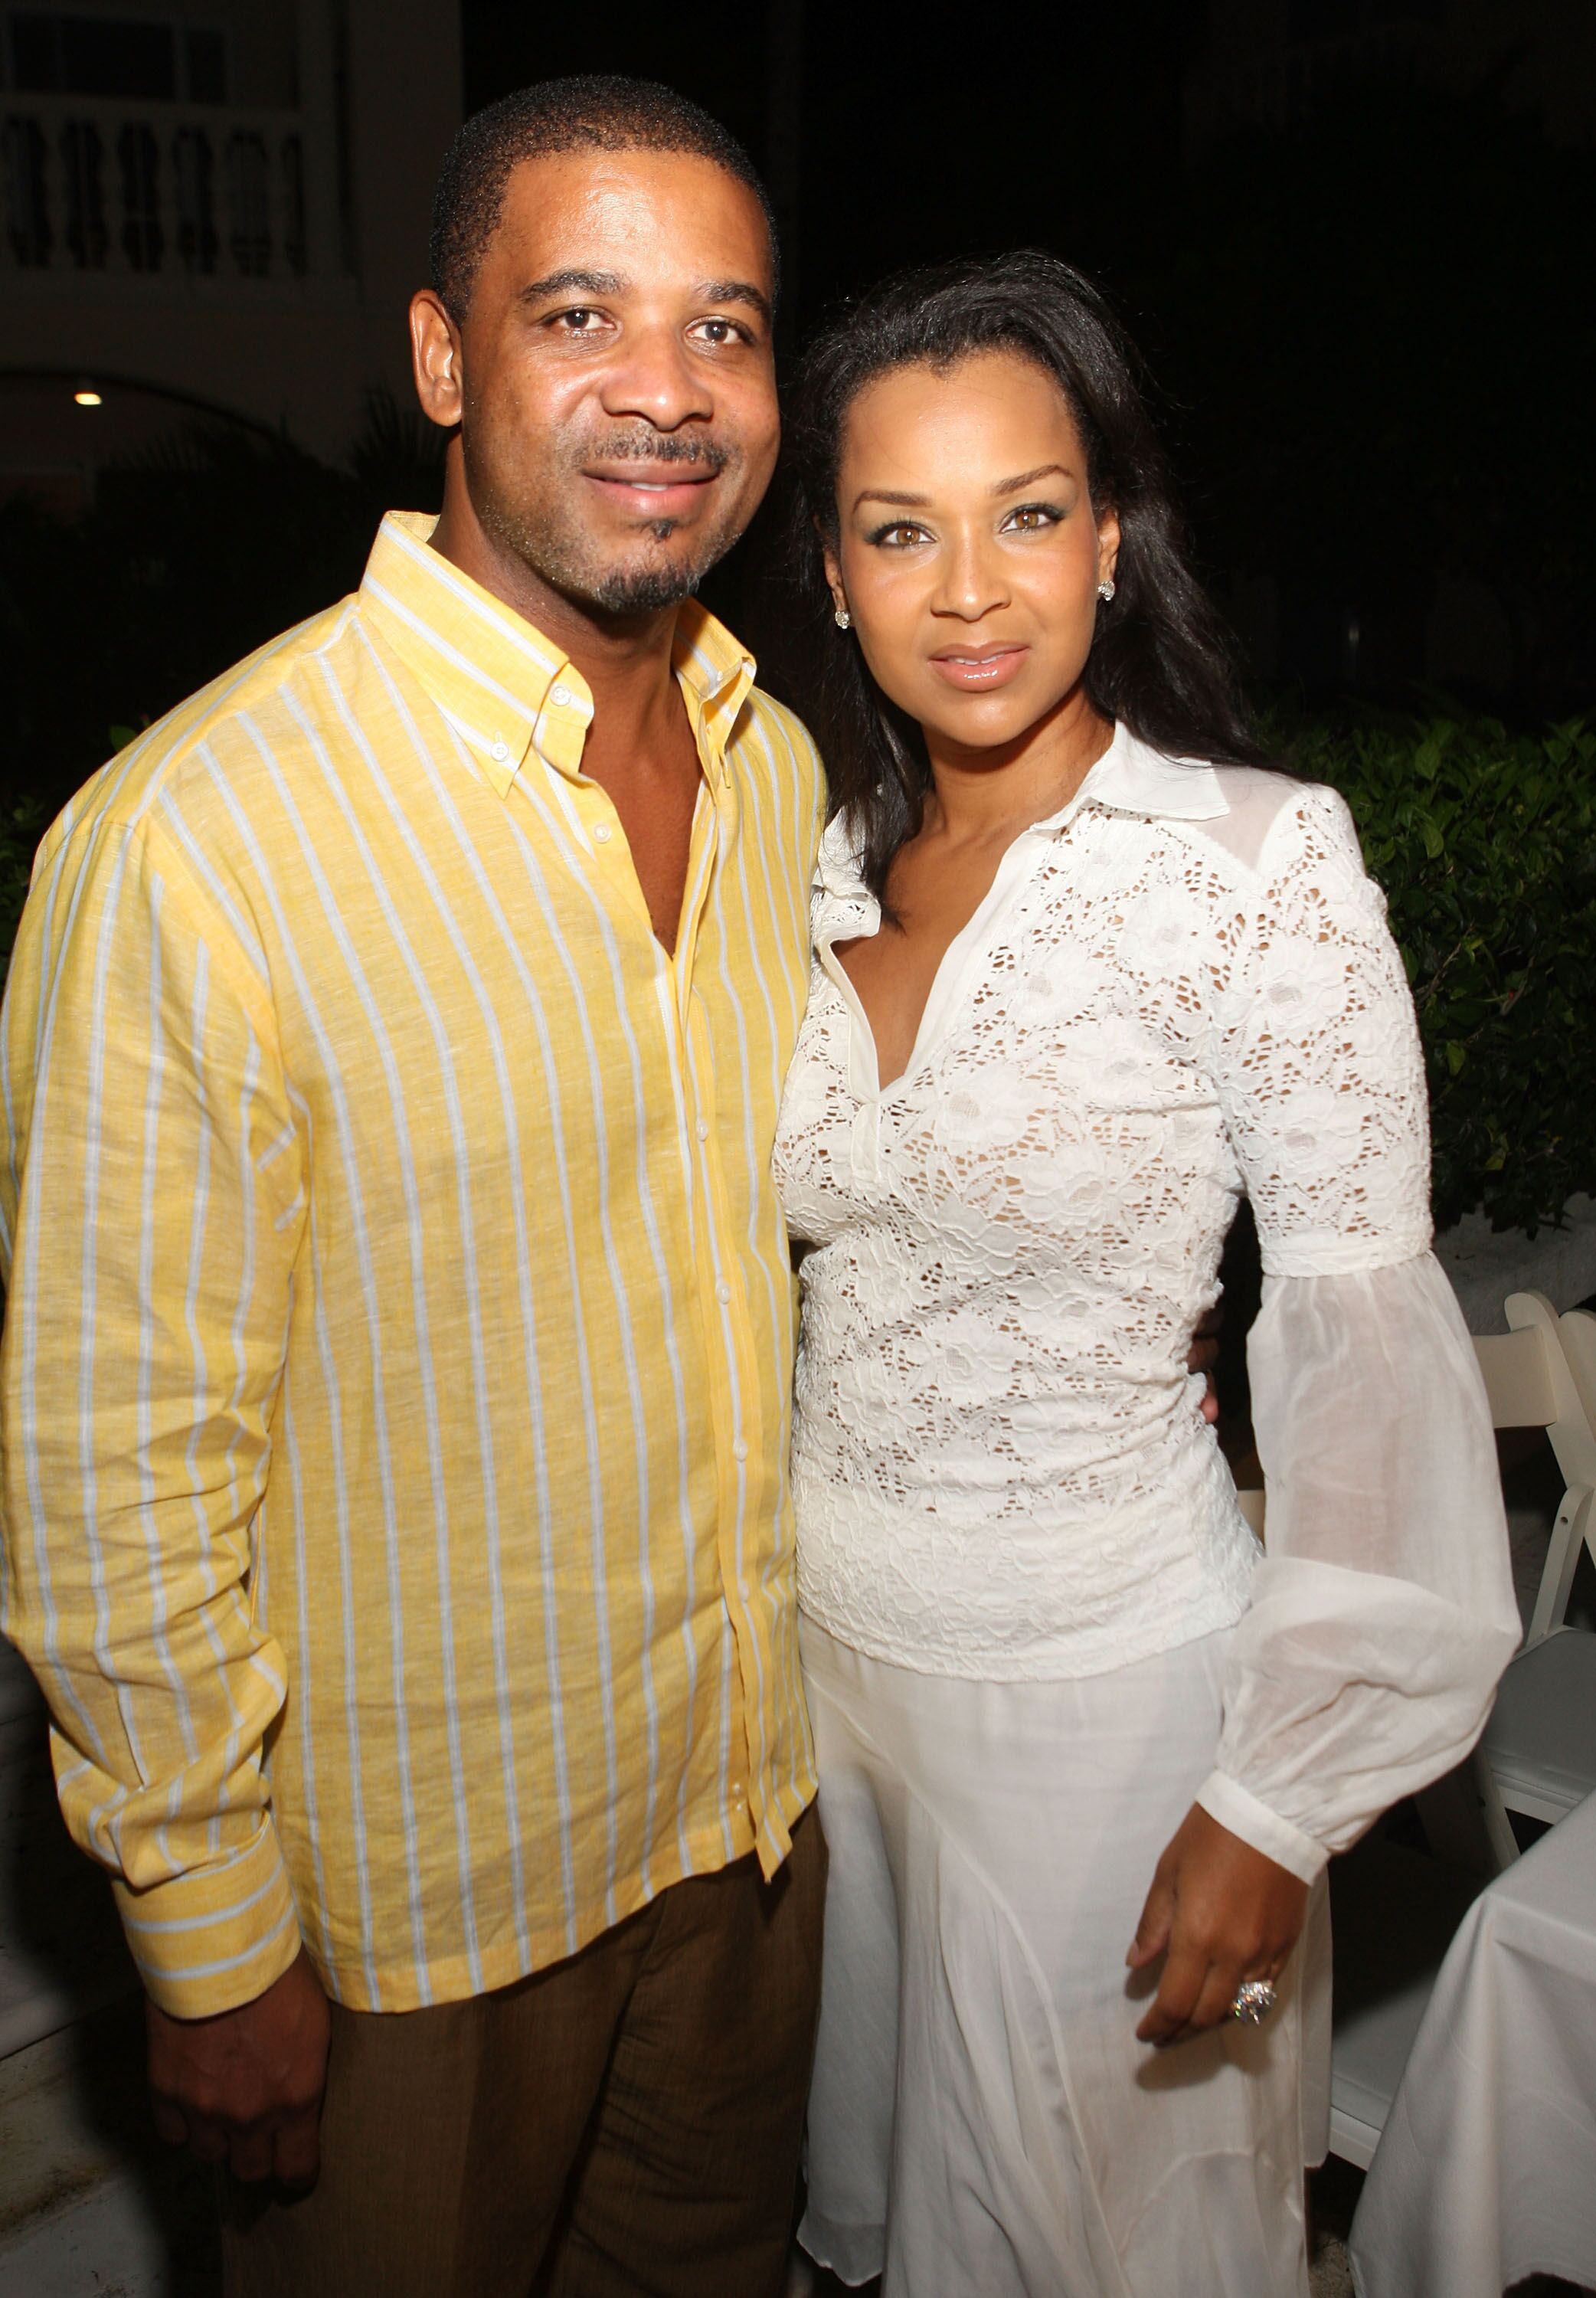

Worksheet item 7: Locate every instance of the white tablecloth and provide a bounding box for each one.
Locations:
[1349,1786,1596,2297]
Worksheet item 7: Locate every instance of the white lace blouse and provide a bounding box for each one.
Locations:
[773,724,1520,1883]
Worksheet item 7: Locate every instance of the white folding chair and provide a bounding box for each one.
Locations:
[1226,1287,1596,2162]
[1473,1291,1596,1855]
[1231,1288,1596,1863]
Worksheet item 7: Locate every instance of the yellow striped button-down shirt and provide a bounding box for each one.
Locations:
[0,511,824,2017]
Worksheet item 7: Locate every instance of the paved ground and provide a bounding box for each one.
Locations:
[0,2002,219,2296]
[0,1995,1591,2296]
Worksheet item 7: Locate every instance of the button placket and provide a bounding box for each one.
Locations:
[849,1100,884,1190]
[659,731,767,1785]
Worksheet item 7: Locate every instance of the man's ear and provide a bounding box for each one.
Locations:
[410,290,464,430]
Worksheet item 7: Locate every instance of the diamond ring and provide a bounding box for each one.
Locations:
[1229,1978,1277,2025]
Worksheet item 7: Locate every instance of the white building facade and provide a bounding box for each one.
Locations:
[0,0,461,498]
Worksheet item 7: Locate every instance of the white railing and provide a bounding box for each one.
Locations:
[1,94,322,284]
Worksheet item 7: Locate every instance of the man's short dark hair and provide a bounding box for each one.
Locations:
[430,75,779,322]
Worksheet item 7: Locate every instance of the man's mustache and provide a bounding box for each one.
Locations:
[575,429,733,475]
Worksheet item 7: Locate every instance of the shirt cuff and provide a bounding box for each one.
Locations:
[1195,1769,1328,1886]
[111,1819,302,2018]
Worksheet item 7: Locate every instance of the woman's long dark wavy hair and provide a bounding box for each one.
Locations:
[787,250,1268,902]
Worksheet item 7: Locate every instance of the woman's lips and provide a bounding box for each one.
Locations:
[927,645,1029,691]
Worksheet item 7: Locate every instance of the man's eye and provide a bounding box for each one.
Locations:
[691,317,749,346]
[551,307,601,332]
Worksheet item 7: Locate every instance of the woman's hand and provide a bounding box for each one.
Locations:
[1127,1802,1307,2047]
[1187,1302,1223,1426]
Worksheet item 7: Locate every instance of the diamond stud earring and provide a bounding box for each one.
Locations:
[834,606,852,630]
[1097,578,1116,603]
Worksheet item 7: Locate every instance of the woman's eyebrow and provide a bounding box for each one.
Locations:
[992,463,1071,494]
[852,488,931,512]
[851,463,1077,514]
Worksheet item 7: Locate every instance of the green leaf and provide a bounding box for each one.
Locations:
[1290,708,1594,1231]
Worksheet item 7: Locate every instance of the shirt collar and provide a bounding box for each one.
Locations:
[1054,719,1228,824]
[669,601,757,787]
[358,511,757,795]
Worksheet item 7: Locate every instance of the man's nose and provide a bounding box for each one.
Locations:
[597,322,715,434]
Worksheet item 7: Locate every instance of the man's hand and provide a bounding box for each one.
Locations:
[1187,1302,1223,1426]
[146,1949,330,2188]
[1127,1802,1307,2048]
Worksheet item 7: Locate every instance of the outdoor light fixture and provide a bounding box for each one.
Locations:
[73,387,103,407]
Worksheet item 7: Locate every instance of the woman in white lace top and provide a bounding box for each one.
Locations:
[775,254,1519,2296]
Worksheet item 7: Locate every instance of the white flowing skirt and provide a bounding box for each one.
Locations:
[798,1619,1329,2298]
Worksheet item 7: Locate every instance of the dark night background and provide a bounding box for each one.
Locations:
[462,0,1596,727]
[2,0,1594,830]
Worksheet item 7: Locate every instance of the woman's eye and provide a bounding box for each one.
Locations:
[868,522,930,549]
[1003,502,1063,532]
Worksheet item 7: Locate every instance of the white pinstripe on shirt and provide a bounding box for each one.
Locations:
[0,511,823,2017]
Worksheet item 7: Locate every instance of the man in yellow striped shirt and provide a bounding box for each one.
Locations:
[2,78,825,2296]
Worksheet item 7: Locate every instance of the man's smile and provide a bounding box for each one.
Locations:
[581,463,722,520]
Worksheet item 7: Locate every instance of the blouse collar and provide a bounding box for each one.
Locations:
[1081,720,1228,823]
[815,722,1228,934]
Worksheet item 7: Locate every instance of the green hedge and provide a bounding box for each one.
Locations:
[1290,715,1596,1236]
[0,800,43,995]
[2,717,1591,1236]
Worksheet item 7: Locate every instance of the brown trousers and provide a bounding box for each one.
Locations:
[223,1812,826,2298]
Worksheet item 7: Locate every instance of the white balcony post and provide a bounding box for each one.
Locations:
[155,120,182,277]
[295,0,345,281]
[0,123,32,270]
[41,117,69,273]
[105,124,129,277]
[263,133,287,278]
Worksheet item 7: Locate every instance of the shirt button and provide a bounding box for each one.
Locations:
[490,738,509,762]
[715,1280,732,1304]
[695,1119,709,1142]
[730,1781,746,1805]
[593,822,613,843]
[550,683,574,708]
[732,1439,749,1462]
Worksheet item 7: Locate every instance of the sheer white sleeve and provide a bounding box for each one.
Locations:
[1194,787,1521,1883]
